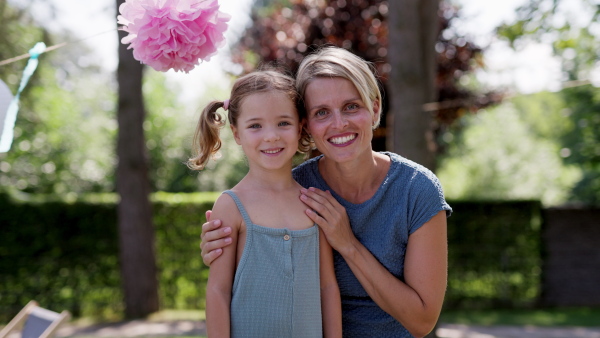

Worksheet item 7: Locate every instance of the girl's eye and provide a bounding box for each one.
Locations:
[278,121,292,127]
[249,124,261,129]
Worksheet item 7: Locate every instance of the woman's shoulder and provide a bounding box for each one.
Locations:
[383,152,443,187]
[383,152,452,217]
[292,155,321,181]
[293,155,320,171]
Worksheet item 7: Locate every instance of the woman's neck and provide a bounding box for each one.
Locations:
[318,151,390,204]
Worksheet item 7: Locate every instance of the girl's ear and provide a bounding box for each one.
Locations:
[231,124,242,145]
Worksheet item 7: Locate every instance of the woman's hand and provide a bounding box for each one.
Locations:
[299,187,357,254]
[200,210,233,266]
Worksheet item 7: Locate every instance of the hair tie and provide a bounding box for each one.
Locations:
[223,99,230,111]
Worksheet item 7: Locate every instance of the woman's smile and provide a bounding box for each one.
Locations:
[328,133,357,145]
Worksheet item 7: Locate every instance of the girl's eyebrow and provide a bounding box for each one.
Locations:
[243,114,295,123]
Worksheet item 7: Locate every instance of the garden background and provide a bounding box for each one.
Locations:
[1,0,599,330]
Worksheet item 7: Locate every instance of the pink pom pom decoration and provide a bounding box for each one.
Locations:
[117,0,231,73]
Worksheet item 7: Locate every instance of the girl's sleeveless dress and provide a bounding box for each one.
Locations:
[223,190,323,337]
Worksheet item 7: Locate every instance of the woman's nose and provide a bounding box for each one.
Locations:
[332,111,348,129]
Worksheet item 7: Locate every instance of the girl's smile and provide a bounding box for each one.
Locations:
[231,91,301,170]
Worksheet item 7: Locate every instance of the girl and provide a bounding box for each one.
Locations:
[188,70,342,337]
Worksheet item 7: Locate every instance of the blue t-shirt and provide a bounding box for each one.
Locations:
[292,152,452,338]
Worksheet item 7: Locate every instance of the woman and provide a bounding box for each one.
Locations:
[200,46,451,338]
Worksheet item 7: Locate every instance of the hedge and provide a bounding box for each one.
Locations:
[0,192,542,322]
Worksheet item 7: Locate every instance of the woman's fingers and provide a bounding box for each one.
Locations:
[200,231,233,266]
[201,219,222,240]
[300,188,335,217]
[305,207,327,225]
[201,237,233,266]
[300,187,355,252]
[200,211,232,266]
[203,248,222,266]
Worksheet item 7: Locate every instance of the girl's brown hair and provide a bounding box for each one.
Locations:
[188,70,311,170]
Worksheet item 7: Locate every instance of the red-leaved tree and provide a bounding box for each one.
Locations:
[233,0,501,169]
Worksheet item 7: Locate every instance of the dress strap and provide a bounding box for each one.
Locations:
[222,190,253,228]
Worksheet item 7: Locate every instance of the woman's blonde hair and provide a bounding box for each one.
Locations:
[188,70,311,170]
[296,46,382,128]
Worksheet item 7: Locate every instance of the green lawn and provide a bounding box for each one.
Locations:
[439,307,600,327]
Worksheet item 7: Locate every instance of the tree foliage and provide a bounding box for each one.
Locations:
[559,85,600,205]
[496,0,600,205]
[0,1,203,195]
[496,0,600,81]
[0,3,116,195]
[438,94,581,206]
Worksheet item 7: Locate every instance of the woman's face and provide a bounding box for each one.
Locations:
[304,77,379,164]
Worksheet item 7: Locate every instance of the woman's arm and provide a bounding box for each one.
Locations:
[300,188,447,338]
[319,229,342,337]
[200,210,233,266]
[205,196,240,337]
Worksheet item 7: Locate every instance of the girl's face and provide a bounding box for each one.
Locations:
[304,77,379,164]
[231,91,302,171]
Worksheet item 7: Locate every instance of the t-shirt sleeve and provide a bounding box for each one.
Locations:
[407,170,452,235]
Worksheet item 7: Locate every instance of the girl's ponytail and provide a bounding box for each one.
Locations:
[187,101,226,170]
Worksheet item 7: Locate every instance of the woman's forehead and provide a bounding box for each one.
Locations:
[304,77,360,104]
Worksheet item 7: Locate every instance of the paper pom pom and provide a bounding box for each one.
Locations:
[118,0,231,73]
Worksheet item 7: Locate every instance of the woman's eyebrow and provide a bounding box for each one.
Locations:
[308,97,362,111]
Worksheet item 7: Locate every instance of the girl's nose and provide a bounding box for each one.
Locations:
[264,128,281,142]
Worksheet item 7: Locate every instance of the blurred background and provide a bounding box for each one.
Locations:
[1,0,599,335]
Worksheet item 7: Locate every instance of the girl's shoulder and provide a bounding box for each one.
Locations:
[211,190,244,231]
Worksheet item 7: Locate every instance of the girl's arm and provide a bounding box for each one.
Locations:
[319,229,342,337]
[301,188,447,338]
[205,195,240,338]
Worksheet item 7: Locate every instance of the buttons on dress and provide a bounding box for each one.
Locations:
[283,235,290,241]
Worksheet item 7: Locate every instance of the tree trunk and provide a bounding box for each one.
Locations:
[387,0,439,171]
[116,0,159,318]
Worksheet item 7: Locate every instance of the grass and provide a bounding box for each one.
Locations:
[439,307,600,327]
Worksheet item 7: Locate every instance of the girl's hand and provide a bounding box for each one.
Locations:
[200,210,233,266]
[299,187,357,254]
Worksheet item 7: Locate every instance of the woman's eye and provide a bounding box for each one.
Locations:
[315,109,328,117]
[346,103,359,111]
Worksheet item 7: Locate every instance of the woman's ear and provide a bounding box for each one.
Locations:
[299,118,306,138]
[372,100,381,127]
[231,124,242,145]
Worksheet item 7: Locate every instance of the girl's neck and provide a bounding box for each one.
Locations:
[240,166,298,192]
[318,151,390,204]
